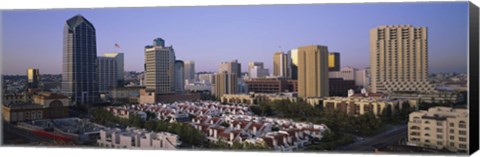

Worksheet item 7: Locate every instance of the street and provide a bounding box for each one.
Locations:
[337,124,407,152]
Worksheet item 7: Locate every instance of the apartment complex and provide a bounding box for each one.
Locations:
[322,90,403,116]
[297,45,329,98]
[407,106,469,153]
[97,127,180,149]
[370,25,434,93]
[144,38,176,94]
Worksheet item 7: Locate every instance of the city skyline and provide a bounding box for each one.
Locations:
[2,2,469,75]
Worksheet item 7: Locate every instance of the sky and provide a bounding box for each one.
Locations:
[1,2,469,75]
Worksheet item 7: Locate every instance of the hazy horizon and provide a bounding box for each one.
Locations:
[2,2,469,75]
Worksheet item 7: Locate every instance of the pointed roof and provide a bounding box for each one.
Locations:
[66,15,95,30]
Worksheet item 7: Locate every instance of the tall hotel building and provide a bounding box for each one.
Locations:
[144,38,176,94]
[184,61,195,83]
[370,25,434,93]
[27,68,40,89]
[97,52,124,93]
[273,52,291,78]
[297,45,329,98]
[62,15,99,104]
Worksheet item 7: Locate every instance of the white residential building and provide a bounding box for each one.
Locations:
[97,127,180,149]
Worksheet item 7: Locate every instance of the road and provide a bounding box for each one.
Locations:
[337,124,407,152]
[3,122,54,144]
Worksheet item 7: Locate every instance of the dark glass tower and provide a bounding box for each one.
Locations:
[62,15,99,105]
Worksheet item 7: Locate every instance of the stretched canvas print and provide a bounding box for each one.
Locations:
[1,1,479,156]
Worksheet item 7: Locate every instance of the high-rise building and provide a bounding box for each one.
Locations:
[103,52,124,87]
[184,61,195,83]
[213,72,237,98]
[328,52,340,71]
[97,56,117,93]
[219,60,242,78]
[175,60,185,93]
[144,38,176,94]
[248,62,264,72]
[273,52,291,78]
[297,45,329,98]
[288,49,298,80]
[370,25,434,93]
[27,68,40,89]
[249,66,270,78]
[407,106,469,153]
[62,15,99,104]
[355,68,370,88]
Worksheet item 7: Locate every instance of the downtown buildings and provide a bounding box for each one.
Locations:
[61,15,99,105]
[97,52,124,93]
[297,45,329,98]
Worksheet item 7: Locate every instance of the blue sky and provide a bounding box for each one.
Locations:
[1,2,469,75]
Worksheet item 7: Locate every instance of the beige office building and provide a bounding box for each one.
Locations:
[219,60,242,78]
[214,72,237,98]
[407,106,469,153]
[370,25,434,93]
[144,38,176,94]
[273,52,291,78]
[297,45,329,98]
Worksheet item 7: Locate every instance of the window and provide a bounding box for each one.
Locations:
[424,133,430,137]
[459,121,466,128]
[459,130,467,135]
[436,122,443,126]
[449,123,454,127]
[424,121,430,124]
[450,136,455,140]
[437,141,443,145]
[459,144,467,149]
[437,135,443,139]
[459,137,467,142]
[450,129,454,134]
[450,142,455,147]
[436,128,443,133]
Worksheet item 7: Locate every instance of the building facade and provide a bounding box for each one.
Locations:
[245,78,288,93]
[144,38,176,94]
[184,61,195,83]
[249,66,270,79]
[328,52,340,71]
[273,52,291,78]
[297,45,329,98]
[288,49,298,80]
[97,127,180,149]
[27,68,40,89]
[103,52,125,87]
[97,56,117,93]
[3,92,70,122]
[407,106,469,153]
[214,72,238,98]
[62,15,99,105]
[370,25,434,93]
[174,60,185,93]
[219,60,242,78]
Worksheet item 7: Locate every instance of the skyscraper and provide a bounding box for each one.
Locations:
[288,49,298,80]
[213,72,237,98]
[273,52,291,78]
[328,52,340,71]
[175,60,185,93]
[297,45,329,98]
[104,52,124,87]
[97,56,117,93]
[248,62,264,72]
[184,61,195,83]
[370,25,433,93]
[219,60,242,78]
[27,68,40,89]
[62,15,99,105]
[144,38,176,94]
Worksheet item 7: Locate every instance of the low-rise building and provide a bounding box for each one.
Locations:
[407,106,469,153]
[97,127,181,149]
[3,92,70,122]
[110,86,145,104]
